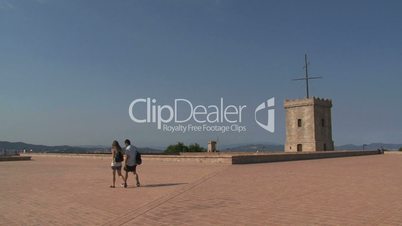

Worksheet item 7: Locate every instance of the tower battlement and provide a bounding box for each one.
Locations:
[284,97,332,108]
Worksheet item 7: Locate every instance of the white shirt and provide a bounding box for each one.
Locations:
[125,145,138,166]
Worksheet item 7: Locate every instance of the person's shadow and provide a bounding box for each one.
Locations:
[141,183,187,188]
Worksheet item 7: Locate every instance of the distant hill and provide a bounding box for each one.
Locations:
[0,141,162,154]
[221,142,402,152]
[1,141,400,154]
[336,143,402,151]
[0,141,92,153]
[221,143,284,152]
[137,147,164,153]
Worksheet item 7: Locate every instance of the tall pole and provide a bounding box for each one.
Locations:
[305,54,309,98]
[292,54,322,99]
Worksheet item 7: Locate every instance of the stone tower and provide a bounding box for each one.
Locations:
[284,97,334,152]
[208,141,217,152]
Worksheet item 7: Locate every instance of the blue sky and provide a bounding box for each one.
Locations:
[0,0,401,148]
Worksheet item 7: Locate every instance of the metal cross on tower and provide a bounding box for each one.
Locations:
[292,54,322,98]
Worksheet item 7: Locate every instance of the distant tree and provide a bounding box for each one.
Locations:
[164,142,189,154]
[188,143,206,152]
[399,147,402,152]
[164,142,206,154]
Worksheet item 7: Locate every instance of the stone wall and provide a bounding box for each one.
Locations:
[22,150,382,164]
[232,150,381,164]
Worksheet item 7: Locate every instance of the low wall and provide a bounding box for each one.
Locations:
[143,155,232,164]
[21,153,233,164]
[21,150,382,164]
[0,156,32,161]
[231,150,382,164]
[384,151,402,155]
[20,153,110,159]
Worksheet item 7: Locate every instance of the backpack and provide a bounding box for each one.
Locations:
[115,150,123,163]
[136,151,142,165]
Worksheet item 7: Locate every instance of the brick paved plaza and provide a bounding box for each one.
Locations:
[1,154,402,225]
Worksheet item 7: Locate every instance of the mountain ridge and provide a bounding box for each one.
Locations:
[0,141,161,153]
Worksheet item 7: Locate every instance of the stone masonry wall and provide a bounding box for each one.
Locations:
[284,97,334,152]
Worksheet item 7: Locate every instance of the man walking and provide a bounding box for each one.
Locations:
[123,139,140,188]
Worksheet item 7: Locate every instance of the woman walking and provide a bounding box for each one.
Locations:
[110,140,125,188]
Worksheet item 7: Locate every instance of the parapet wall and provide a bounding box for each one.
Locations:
[284,97,332,108]
[22,150,382,164]
[0,156,32,161]
[231,150,381,164]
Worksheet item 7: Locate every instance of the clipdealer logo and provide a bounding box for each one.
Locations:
[255,98,275,133]
[128,97,275,133]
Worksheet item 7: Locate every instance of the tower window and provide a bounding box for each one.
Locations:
[321,118,325,127]
[297,119,302,127]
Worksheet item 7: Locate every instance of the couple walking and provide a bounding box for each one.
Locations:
[110,139,141,188]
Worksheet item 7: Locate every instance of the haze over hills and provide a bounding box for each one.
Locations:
[335,143,402,151]
[1,141,401,154]
[223,143,402,152]
[0,141,161,153]
[219,143,284,152]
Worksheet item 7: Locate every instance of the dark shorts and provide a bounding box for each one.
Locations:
[124,165,137,172]
[111,165,122,170]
